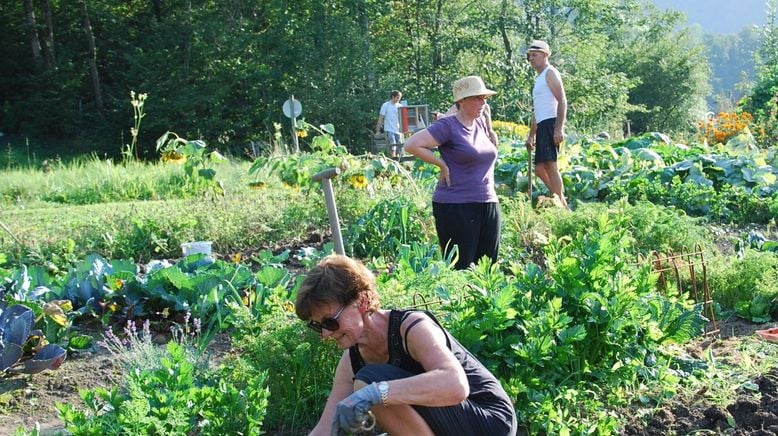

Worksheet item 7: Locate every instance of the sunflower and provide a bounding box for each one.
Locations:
[348,174,368,189]
[161,149,186,164]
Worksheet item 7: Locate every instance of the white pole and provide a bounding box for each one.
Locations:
[291,94,300,154]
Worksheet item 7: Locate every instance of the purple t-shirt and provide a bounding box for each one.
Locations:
[426,116,498,203]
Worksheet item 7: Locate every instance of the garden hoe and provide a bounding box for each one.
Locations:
[312,167,345,255]
[527,147,533,204]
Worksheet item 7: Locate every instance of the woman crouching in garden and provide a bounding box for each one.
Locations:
[296,254,517,435]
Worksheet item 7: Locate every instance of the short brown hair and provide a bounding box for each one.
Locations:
[295,255,380,320]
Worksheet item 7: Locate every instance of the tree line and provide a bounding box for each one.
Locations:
[0,0,774,156]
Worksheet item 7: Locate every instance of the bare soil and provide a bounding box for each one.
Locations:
[623,317,778,435]
[0,348,120,434]
[0,317,775,435]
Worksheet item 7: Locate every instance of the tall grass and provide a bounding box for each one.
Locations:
[0,156,253,206]
[0,188,336,264]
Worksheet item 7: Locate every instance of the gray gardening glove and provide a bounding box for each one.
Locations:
[330,382,382,435]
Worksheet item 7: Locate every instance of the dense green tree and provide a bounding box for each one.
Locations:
[703,28,760,111]
[0,0,720,153]
[608,4,710,133]
[740,0,778,145]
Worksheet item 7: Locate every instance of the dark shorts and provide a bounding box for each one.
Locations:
[534,118,558,164]
[355,364,516,436]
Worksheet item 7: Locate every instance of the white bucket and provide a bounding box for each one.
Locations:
[181,241,213,257]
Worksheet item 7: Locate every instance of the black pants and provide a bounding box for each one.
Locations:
[432,202,500,270]
[355,364,517,436]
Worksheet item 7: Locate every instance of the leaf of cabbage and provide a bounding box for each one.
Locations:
[634,148,665,167]
[0,342,22,371]
[3,307,33,346]
[16,343,67,374]
[43,302,68,327]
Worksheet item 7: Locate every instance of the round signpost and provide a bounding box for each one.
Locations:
[282,95,303,153]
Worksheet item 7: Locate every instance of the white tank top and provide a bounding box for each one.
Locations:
[533,66,558,122]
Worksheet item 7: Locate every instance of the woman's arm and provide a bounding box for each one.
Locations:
[403,129,450,187]
[309,351,355,436]
[376,314,469,408]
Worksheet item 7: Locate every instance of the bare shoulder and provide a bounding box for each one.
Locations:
[400,311,446,344]
[546,65,563,80]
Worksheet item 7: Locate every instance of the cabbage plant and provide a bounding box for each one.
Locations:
[0,302,66,374]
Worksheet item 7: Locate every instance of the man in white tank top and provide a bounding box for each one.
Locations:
[525,40,570,210]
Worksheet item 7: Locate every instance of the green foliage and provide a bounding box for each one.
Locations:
[1,0,720,149]
[547,201,710,255]
[373,241,464,312]
[437,214,706,433]
[0,183,326,264]
[119,254,281,338]
[155,132,226,196]
[491,131,777,225]
[608,5,710,133]
[57,340,270,435]
[346,197,431,259]
[740,64,778,145]
[708,249,778,317]
[230,304,340,433]
[735,294,774,323]
[703,28,760,109]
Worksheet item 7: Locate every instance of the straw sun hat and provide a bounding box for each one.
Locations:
[452,76,497,102]
[526,40,551,56]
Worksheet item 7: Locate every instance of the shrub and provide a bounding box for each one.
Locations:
[345,197,433,259]
[708,249,778,313]
[230,304,340,434]
[440,214,706,434]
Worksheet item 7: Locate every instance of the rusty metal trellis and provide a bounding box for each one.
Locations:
[406,293,445,317]
[638,244,719,336]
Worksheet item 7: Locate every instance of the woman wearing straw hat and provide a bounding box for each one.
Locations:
[404,75,501,270]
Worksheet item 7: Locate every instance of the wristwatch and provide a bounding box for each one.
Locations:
[378,381,389,407]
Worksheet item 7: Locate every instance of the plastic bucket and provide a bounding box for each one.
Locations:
[181,241,213,257]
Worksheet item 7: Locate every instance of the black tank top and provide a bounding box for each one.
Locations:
[348,309,513,410]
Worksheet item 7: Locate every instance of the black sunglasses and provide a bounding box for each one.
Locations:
[307,304,347,333]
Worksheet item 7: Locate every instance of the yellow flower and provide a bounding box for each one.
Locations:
[348,174,368,189]
[492,120,529,139]
[161,149,186,164]
[296,129,308,138]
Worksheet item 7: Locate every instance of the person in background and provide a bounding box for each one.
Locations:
[296,254,517,436]
[403,76,500,270]
[376,90,403,157]
[525,39,570,210]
